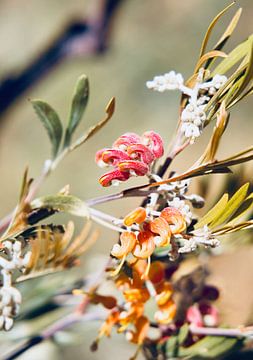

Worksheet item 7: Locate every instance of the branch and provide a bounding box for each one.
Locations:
[0,0,124,116]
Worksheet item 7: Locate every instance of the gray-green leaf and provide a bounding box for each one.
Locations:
[31,195,90,218]
[64,75,89,147]
[32,100,63,158]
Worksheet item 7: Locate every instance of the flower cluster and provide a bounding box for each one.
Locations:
[94,261,176,350]
[0,240,31,330]
[95,131,164,186]
[147,70,227,142]
[111,206,186,270]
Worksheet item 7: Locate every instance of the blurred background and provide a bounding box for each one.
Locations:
[0,0,253,359]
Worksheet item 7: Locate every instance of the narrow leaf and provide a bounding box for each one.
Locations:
[179,336,239,358]
[70,97,115,151]
[32,100,63,158]
[226,193,253,225]
[210,183,249,228]
[31,195,90,218]
[214,8,242,51]
[195,193,228,230]
[64,75,89,147]
[194,50,227,73]
[199,2,235,58]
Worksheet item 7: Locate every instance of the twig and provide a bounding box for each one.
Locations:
[190,324,253,338]
[3,311,105,360]
[0,0,125,116]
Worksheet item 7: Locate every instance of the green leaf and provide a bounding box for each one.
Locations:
[226,193,253,225]
[210,183,249,228]
[32,100,63,158]
[166,335,179,358]
[64,75,89,148]
[31,195,89,218]
[211,38,250,76]
[178,324,189,345]
[195,193,228,230]
[178,336,240,359]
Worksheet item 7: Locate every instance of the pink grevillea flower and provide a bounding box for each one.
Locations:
[95,131,164,186]
[186,303,219,327]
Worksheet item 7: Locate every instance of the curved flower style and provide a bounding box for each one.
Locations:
[111,206,186,272]
[95,131,164,186]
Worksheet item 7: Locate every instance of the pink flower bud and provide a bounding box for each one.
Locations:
[99,169,130,187]
[118,160,149,176]
[127,144,154,164]
[102,149,131,166]
[113,133,141,150]
[142,131,164,158]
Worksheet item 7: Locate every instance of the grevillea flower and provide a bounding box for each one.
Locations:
[110,206,186,276]
[95,131,164,186]
[94,260,176,352]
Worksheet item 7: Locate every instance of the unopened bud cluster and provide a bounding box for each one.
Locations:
[147,70,227,142]
[95,131,164,186]
[0,240,31,330]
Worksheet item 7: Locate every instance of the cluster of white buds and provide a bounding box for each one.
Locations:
[149,175,204,227]
[146,70,227,143]
[178,225,220,254]
[146,71,184,92]
[0,240,31,330]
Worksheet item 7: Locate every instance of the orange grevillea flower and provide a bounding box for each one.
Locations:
[95,131,164,186]
[110,206,186,269]
[94,260,176,351]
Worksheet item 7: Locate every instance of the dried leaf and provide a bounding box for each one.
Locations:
[17,221,97,281]
[32,100,63,158]
[70,97,115,151]
[196,102,229,165]
[194,50,227,73]
[199,2,236,58]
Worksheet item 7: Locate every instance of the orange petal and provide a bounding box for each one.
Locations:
[154,300,176,325]
[132,231,155,259]
[155,282,173,306]
[125,316,149,344]
[148,261,165,285]
[161,207,186,234]
[149,217,171,247]
[98,309,120,338]
[111,231,137,258]
[123,207,147,226]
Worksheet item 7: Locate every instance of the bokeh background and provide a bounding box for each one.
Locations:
[0,0,253,359]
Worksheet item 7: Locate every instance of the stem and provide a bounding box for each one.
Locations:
[3,312,105,360]
[190,324,253,338]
